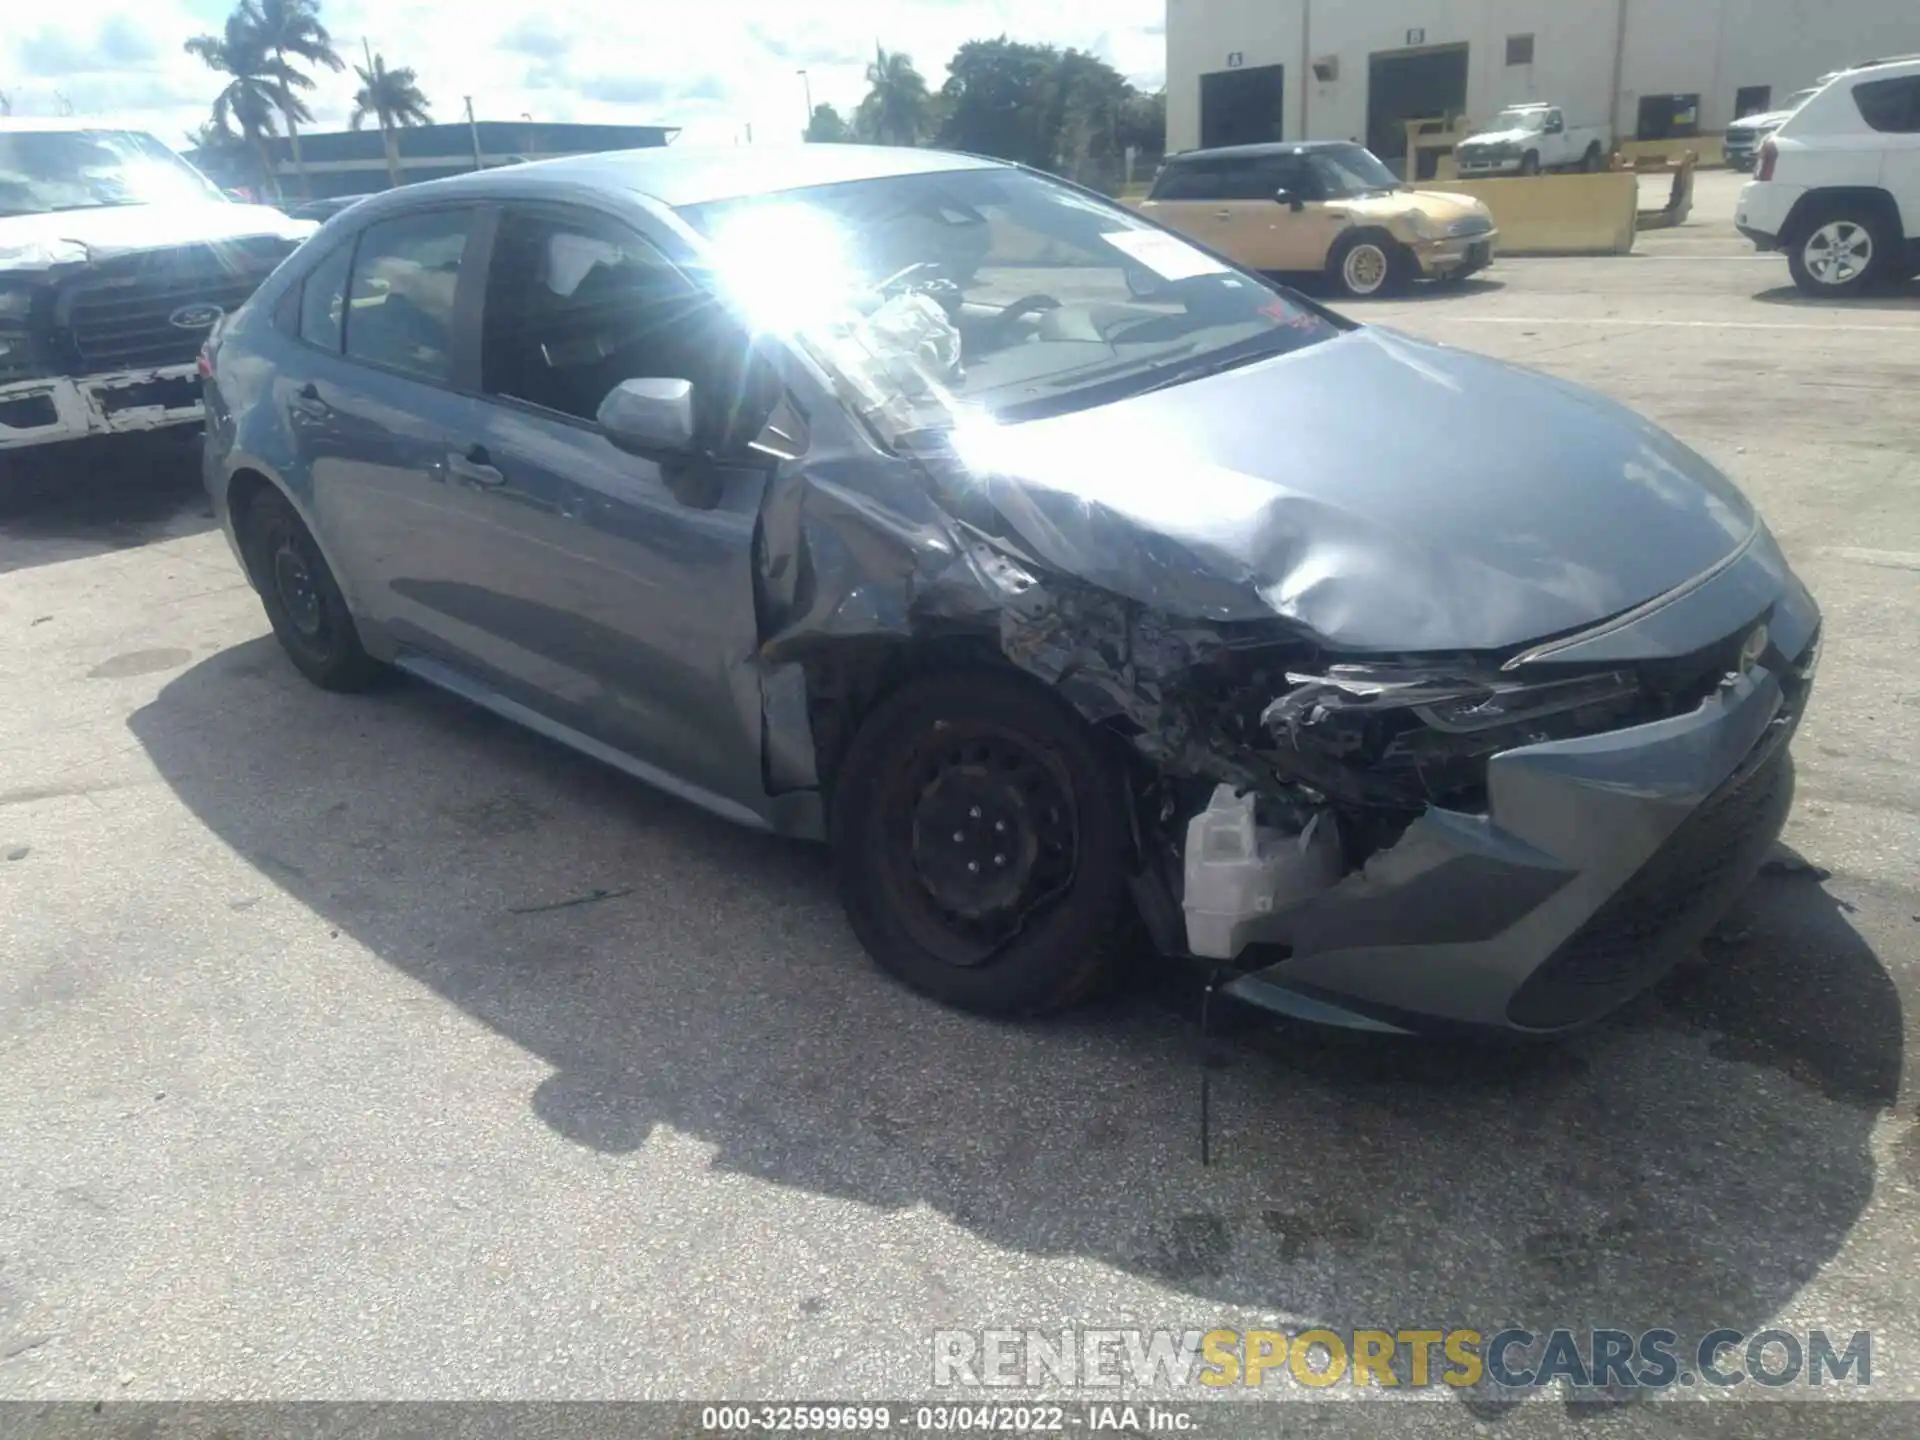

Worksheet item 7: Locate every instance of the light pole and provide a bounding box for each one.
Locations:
[798,68,813,135]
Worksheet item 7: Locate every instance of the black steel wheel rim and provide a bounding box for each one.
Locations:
[271,536,324,638]
[884,720,1078,966]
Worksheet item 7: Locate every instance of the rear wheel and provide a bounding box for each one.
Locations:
[1582,142,1604,173]
[240,487,382,691]
[1788,206,1893,296]
[829,670,1136,1017]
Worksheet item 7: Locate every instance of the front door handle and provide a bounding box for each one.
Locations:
[446,445,505,488]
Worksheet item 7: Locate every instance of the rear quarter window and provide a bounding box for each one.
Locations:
[1853,75,1920,134]
[1151,158,1269,201]
[296,242,354,353]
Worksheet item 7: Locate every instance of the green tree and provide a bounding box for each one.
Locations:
[350,52,432,188]
[856,45,931,146]
[805,102,851,144]
[245,0,343,199]
[185,11,306,200]
[937,38,1138,185]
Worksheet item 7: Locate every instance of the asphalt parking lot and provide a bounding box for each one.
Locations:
[3,170,1918,1429]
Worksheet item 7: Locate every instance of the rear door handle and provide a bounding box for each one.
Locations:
[290,382,328,418]
[446,445,506,488]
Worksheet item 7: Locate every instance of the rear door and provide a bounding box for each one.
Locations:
[1853,73,1920,240]
[286,204,497,655]
[443,201,781,810]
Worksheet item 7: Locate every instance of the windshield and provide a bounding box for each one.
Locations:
[1492,108,1548,132]
[678,166,1339,441]
[0,130,224,217]
[1304,144,1402,198]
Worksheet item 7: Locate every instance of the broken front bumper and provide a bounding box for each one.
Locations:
[1223,559,1822,1035]
[1413,232,1498,277]
[0,365,203,452]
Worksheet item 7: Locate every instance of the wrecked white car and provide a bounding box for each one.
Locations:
[0,120,312,454]
[200,145,1822,1037]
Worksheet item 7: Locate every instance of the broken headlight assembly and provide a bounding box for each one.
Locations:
[1263,664,1645,811]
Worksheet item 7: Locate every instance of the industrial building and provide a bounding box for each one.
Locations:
[1165,0,1920,165]
[193,120,679,199]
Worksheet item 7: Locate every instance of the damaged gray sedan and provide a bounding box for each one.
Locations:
[200,145,1822,1035]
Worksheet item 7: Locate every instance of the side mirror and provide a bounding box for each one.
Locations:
[1275,188,1306,212]
[597,377,696,456]
[1124,264,1168,300]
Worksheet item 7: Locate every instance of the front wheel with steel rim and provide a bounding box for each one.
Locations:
[829,669,1137,1017]
[241,488,382,692]
[1789,210,1888,297]
[1328,233,1405,299]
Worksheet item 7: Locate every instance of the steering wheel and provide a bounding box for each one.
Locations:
[875,261,965,319]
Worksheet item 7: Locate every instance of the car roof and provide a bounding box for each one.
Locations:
[362,143,1006,211]
[1166,141,1367,162]
[0,117,157,135]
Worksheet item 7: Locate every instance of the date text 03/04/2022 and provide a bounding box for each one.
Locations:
[699,1404,1198,1433]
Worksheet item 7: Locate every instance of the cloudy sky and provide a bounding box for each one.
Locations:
[2,0,1167,149]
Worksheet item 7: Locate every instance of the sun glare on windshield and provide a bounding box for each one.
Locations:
[706,203,856,334]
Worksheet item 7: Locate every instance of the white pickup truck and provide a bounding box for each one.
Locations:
[1453,104,1611,177]
[1,119,313,457]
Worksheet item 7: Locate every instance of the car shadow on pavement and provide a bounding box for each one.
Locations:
[1749,282,1920,312]
[0,432,214,575]
[129,641,1905,1402]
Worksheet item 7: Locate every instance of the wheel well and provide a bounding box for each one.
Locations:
[1781,188,1901,247]
[225,468,277,582]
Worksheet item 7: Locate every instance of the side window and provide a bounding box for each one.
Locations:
[1854,76,1920,134]
[1254,156,1310,198]
[1151,159,1263,201]
[297,241,354,353]
[342,210,474,384]
[481,208,773,448]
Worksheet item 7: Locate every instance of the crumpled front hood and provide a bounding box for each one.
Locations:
[1727,110,1792,135]
[957,328,1758,653]
[0,202,315,273]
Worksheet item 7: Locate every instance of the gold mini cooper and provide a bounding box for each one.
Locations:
[1134,141,1498,298]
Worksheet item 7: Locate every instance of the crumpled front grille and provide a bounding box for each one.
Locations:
[57,240,287,375]
[1447,215,1495,238]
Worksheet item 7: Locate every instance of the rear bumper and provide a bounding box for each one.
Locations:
[1223,545,1822,1035]
[0,365,203,452]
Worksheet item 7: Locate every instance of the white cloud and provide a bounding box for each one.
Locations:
[1,0,1167,149]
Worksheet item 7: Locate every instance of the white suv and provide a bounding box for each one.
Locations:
[1736,56,1920,295]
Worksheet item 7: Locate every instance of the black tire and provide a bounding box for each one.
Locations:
[1327,231,1410,299]
[1787,203,1895,297]
[829,669,1137,1017]
[239,487,382,692]
[1582,142,1604,173]
[1519,151,1541,176]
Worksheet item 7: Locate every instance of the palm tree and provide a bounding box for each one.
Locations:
[857,45,931,146]
[185,117,259,194]
[351,52,432,189]
[185,13,308,200]
[245,0,343,199]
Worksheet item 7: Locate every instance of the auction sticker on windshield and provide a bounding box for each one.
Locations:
[1101,229,1230,281]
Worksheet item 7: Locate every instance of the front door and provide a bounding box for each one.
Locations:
[1143,153,1329,273]
[441,203,778,810]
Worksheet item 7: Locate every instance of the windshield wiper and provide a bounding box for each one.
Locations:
[1124,338,1295,398]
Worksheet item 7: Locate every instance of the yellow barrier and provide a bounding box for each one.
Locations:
[1419,173,1639,256]
[1619,135,1726,168]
